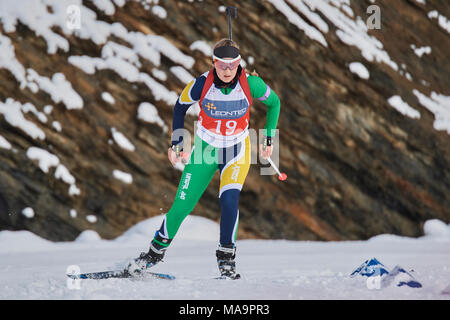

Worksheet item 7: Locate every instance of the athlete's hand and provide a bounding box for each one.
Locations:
[260,144,273,159]
[168,147,189,165]
[260,136,273,159]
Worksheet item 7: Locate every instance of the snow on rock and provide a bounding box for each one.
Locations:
[410,44,432,58]
[113,169,133,184]
[0,98,46,140]
[111,127,135,151]
[26,147,60,173]
[423,219,450,238]
[287,0,330,33]
[1,0,185,108]
[92,0,116,15]
[0,33,35,91]
[189,40,213,56]
[69,184,81,196]
[26,146,80,195]
[314,0,398,71]
[0,0,149,52]
[55,164,76,185]
[102,41,142,68]
[101,92,115,104]
[388,95,421,119]
[428,10,450,34]
[69,54,178,106]
[139,73,178,105]
[75,230,102,242]
[86,215,98,223]
[43,105,53,114]
[151,68,167,81]
[170,66,194,84]
[266,0,328,47]
[137,102,168,133]
[21,207,35,219]
[267,0,400,72]
[70,25,194,71]
[0,0,70,54]
[349,62,370,79]
[0,32,83,109]
[69,55,140,81]
[152,5,167,19]
[0,134,12,150]
[413,90,450,134]
[21,102,48,123]
[52,121,62,132]
[70,209,77,218]
[27,69,83,110]
[370,219,450,243]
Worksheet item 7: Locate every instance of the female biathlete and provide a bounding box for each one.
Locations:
[129,39,281,279]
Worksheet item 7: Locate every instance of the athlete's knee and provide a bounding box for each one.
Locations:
[219,189,240,210]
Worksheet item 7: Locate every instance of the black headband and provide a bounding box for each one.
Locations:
[213,45,239,59]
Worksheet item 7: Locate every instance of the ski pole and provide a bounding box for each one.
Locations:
[266,156,287,181]
[225,6,237,40]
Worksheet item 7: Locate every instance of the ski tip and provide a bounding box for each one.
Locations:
[149,272,176,280]
[67,274,85,279]
[158,274,176,280]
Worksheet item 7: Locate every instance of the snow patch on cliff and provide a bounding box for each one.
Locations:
[111,127,136,151]
[137,102,168,133]
[0,98,46,140]
[388,96,421,119]
[26,146,81,196]
[413,90,450,134]
[349,62,370,79]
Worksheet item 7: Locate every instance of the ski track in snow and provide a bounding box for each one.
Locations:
[1,216,449,300]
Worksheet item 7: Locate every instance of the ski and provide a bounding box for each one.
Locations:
[67,269,175,280]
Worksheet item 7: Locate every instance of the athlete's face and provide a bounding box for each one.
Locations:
[214,58,239,83]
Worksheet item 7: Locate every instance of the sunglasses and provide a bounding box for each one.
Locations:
[213,56,241,71]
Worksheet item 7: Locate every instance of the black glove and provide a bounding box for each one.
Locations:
[262,136,272,150]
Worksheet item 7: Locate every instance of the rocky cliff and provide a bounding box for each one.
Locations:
[0,0,449,242]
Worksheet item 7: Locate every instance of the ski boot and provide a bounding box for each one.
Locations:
[216,244,240,280]
[127,234,171,275]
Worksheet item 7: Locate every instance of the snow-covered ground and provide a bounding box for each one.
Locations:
[1,215,449,300]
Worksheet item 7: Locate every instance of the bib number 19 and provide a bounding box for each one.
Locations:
[215,120,237,135]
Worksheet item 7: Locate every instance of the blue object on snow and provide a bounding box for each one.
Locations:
[388,265,422,288]
[350,258,390,278]
[351,259,423,289]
